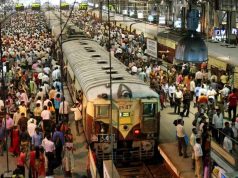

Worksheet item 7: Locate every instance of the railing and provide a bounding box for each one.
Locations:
[210,125,238,168]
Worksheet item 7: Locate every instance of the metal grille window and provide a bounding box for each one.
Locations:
[143,103,156,117]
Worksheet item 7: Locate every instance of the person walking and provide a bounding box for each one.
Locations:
[190,128,197,169]
[52,125,65,168]
[212,108,223,144]
[174,87,183,114]
[63,128,75,177]
[31,127,43,148]
[168,83,176,107]
[70,100,83,136]
[194,137,203,178]
[29,146,40,178]
[176,119,188,158]
[41,105,52,132]
[42,133,55,176]
[182,89,191,117]
[228,88,238,121]
[59,96,70,123]
[16,148,27,177]
[54,93,61,125]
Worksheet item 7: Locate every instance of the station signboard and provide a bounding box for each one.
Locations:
[32,3,41,11]
[60,2,69,10]
[79,3,88,10]
[15,3,24,11]
[146,39,158,58]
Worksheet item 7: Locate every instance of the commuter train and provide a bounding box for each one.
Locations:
[47,11,161,162]
[63,38,160,161]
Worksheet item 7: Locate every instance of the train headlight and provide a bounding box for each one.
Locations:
[123,125,128,131]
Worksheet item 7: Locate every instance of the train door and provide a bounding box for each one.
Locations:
[140,98,159,139]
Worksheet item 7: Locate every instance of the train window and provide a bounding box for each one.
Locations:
[95,105,109,118]
[143,103,156,117]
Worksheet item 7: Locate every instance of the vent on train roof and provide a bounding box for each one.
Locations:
[92,55,101,58]
[102,66,113,70]
[79,42,88,45]
[97,60,108,64]
[106,70,118,74]
[112,75,124,80]
[84,47,92,50]
[87,49,96,52]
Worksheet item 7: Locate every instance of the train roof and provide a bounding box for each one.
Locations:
[62,39,159,101]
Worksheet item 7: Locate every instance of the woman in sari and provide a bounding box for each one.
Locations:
[9,125,20,156]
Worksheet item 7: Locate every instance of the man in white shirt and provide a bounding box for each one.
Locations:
[52,67,61,81]
[59,97,70,122]
[212,109,223,143]
[174,87,183,114]
[71,101,82,136]
[42,134,55,176]
[27,118,36,138]
[194,138,203,178]
[131,65,137,75]
[190,78,195,100]
[41,106,51,131]
[195,70,203,85]
[176,119,188,158]
[168,84,176,107]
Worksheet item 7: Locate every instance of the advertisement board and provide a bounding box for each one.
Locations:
[146,39,158,58]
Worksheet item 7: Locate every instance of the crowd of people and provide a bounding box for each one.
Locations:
[0,11,83,178]
[66,10,238,178]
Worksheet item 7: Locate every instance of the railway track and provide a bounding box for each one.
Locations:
[117,163,174,178]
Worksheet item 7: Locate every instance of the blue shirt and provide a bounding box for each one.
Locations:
[53,81,62,91]
[32,132,43,147]
[52,131,65,145]
[54,98,61,109]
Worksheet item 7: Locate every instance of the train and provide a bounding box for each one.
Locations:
[47,11,161,165]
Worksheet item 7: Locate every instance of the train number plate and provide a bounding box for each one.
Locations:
[97,134,115,143]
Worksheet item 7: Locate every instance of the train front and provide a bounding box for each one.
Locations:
[90,83,160,163]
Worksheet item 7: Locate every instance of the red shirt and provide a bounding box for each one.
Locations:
[198,96,208,104]
[17,152,26,166]
[228,93,238,107]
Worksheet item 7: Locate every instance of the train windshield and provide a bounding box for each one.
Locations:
[143,103,156,117]
[95,105,109,118]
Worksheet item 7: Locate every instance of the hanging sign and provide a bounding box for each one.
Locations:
[79,3,88,10]
[15,3,24,11]
[32,3,41,11]
[60,2,69,10]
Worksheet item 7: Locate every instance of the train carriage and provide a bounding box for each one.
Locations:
[62,38,161,161]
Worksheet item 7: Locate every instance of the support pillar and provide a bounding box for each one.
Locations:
[226,11,236,44]
[181,7,186,31]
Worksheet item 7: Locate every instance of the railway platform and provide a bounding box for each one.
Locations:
[158,142,195,178]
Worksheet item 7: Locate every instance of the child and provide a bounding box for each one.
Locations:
[63,128,75,176]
